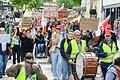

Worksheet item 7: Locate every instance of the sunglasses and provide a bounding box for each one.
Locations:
[56,28,60,30]
[25,57,33,60]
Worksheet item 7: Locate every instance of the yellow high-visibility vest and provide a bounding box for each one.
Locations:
[70,39,86,59]
[64,39,69,52]
[100,42,117,63]
[16,67,36,80]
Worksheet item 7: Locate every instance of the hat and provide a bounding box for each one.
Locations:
[75,20,79,24]
[106,24,112,30]
[56,25,61,29]
[25,52,33,59]
[37,29,41,33]
[104,30,111,36]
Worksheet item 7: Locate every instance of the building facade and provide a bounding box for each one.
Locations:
[103,0,120,25]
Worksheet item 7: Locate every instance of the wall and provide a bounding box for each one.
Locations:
[103,0,120,6]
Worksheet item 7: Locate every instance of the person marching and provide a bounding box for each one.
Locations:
[10,27,20,64]
[65,30,87,80]
[60,31,74,80]
[0,28,10,78]
[49,25,62,80]
[97,30,119,79]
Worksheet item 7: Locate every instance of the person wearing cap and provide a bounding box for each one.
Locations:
[97,30,119,79]
[6,52,47,80]
[105,56,120,80]
[50,25,62,80]
[60,31,73,80]
[65,30,87,80]
[73,20,80,31]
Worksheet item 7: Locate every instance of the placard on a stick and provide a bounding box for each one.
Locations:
[22,17,32,28]
[80,18,99,31]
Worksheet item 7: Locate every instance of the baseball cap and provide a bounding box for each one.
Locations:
[104,30,111,36]
[25,52,33,59]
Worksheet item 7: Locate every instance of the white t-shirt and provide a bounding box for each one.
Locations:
[2,43,6,51]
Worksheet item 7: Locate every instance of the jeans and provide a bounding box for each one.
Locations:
[13,45,20,64]
[38,43,44,52]
[51,48,62,79]
[100,62,112,79]
[61,58,72,80]
[0,52,8,75]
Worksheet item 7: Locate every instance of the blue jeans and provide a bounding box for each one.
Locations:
[38,43,44,52]
[0,52,8,75]
[51,48,62,79]
[61,58,72,80]
[100,62,112,79]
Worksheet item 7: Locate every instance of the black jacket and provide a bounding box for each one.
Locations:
[19,32,34,54]
[35,34,45,44]
[60,38,71,60]
[81,32,93,47]
[97,39,119,58]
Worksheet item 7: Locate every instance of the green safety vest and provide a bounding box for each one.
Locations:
[64,39,68,52]
[10,37,15,48]
[100,42,117,63]
[16,67,37,80]
[5,25,13,34]
[70,39,86,59]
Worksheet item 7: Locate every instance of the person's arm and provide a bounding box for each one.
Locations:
[19,32,24,42]
[32,64,48,80]
[60,39,66,58]
[88,32,93,40]
[97,41,108,58]
[6,64,21,78]
[65,43,72,61]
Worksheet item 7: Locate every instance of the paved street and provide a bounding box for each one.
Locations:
[0,58,103,80]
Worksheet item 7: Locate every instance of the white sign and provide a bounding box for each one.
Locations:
[0,34,10,43]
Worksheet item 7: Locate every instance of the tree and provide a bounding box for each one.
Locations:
[44,0,52,2]
[29,0,43,9]
[57,0,81,9]
[10,0,43,9]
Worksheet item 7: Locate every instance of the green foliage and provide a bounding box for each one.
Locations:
[44,0,53,2]
[57,0,81,9]
[10,0,43,9]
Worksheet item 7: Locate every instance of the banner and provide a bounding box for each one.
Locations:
[0,34,10,43]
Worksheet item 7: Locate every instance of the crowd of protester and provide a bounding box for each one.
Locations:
[0,16,120,80]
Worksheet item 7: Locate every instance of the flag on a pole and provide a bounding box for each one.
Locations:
[100,15,110,30]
